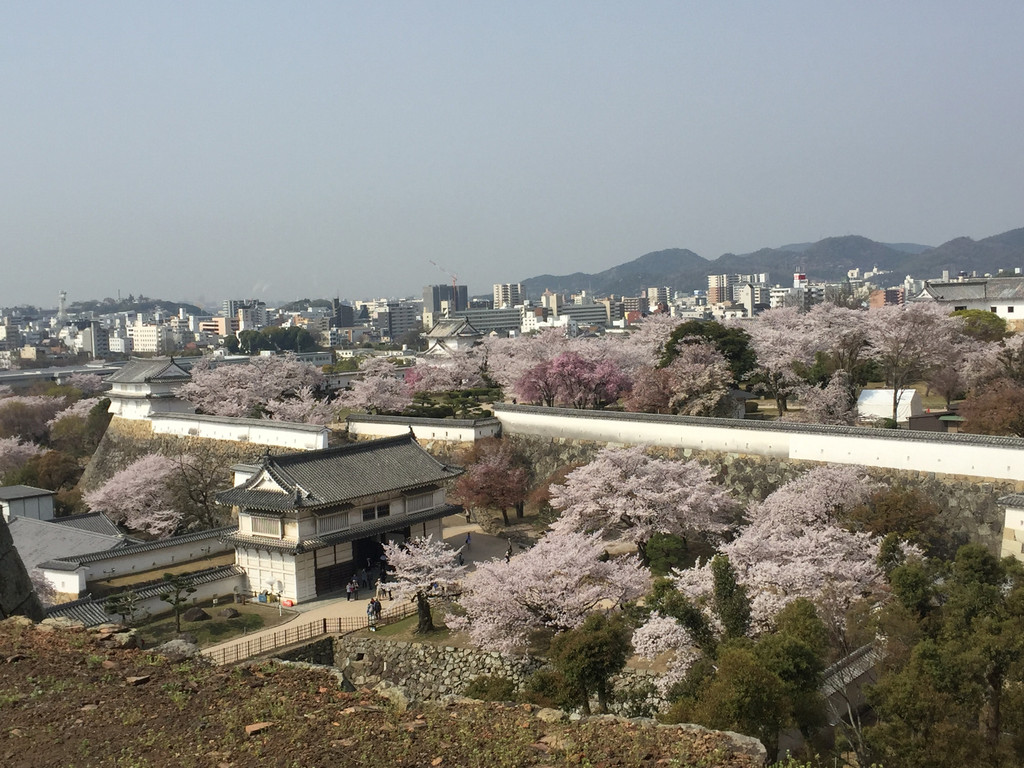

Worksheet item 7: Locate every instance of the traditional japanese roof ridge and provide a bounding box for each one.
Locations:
[217,434,463,512]
[49,512,129,538]
[425,317,482,338]
[105,357,191,384]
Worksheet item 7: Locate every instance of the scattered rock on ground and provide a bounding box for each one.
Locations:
[182,607,211,623]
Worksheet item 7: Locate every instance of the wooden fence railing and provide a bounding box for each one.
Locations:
[203,602,417,665]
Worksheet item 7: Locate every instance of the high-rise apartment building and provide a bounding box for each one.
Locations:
[493,283,523,308]
[423,284,468,315]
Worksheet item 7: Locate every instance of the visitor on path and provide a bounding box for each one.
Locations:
[465,531,471,547]
[346,579,358,601]
[372,597,382,621]
[367,600,377,631]
[375,579,386,600]
[505,539,513,563]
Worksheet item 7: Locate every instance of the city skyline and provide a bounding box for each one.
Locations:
[3,2,1023,307]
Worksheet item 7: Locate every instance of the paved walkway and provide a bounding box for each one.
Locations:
[201,518,513,663]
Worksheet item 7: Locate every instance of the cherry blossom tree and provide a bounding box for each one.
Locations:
[405,350,485,394]
[0,437,44,478]
[481,329,571,393]
[46,397,97,428]
[632,611,702,694]
[66,372,107,395]
[29,569,58,608]
[453,438,531,525]
[549,446,735,562]
[805,303,870,382]
[178,355,326,418]
[83,454,182,538]
[450,529,649,652]
[785,371,857,426]
[383,535,466,633]
[674,465,882,630]
[265,386,339,425]
[745,307,818,413]
[336,356,413,414]
[626,314,685,366]
[0,395,68,441]
[624,342,733,417]
[864,304,964,423]
[514,351,629,409]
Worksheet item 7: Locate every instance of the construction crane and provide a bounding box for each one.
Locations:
[428,260,460,312]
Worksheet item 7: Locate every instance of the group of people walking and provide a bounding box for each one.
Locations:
[366,596,383,630]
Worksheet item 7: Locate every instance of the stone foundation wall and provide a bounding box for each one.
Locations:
[276,634,667,714]
[80,416,336,492]
[333,636,541,700]
[508,434,1023,552]
[275,637,336,666]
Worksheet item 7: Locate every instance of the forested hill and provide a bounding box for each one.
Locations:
[520,226,1024,298]
[68,297,204,316]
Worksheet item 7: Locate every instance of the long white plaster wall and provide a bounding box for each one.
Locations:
[494,405,1024,484]
[80,535,234,582]
[495,406,792,458]
[347,416,501,443]
[789,430,1024,480]
[151,414,329,450]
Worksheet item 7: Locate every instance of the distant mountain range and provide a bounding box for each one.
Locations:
[520,227,1024,298]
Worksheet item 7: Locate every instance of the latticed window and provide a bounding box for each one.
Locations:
[406,492,434,514]
[317,512,350,535]
[250,515,282,538]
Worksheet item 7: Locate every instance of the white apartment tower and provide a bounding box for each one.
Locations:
[493,283,523,308]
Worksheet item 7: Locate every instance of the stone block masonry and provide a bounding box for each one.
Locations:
[334,635,541,700]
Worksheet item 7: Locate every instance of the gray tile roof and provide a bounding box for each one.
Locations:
[50,512,127,537]
[425,318,482,338]
[9,516,128,571]
[999,494,1024,508]
[0,485,56,501]
[224,503,462,554]
[217,434,463,512]
[921,277,1024,302]
[105,357,191,384]
[920,281,988,301]
[44,598,110,626]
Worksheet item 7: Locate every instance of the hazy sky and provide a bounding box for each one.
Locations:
[3,2,1023,309]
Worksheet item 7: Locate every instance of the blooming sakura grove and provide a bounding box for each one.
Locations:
[83,453,182,538]
[450,529,649,653]
[549,446,735,558]
[673,465,884,630]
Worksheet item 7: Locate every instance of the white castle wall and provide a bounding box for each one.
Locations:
[151,413,329,451]
[492,404,1024,483]
[347,415,501,444]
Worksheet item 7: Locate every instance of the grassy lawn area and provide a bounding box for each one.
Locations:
[135,598,293,648]
[355,605,466,645]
